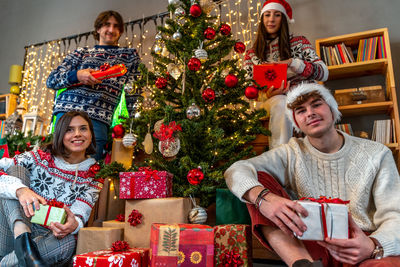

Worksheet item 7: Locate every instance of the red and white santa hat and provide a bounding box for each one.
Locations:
[285,83,342,132]
[261,0,295,23]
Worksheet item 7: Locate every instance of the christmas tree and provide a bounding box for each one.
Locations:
[130,0,268,207]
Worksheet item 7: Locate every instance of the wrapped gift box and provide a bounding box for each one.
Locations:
[119,169,173,199]
[102,220,125,229]
[73,248,149,267]
[76,227,123,255]
[150,223,214,267]
[253,63,287,89]
[124,197,192,248]
[296,199,349,241]
[214,224,252,267]
[30,204,66,226]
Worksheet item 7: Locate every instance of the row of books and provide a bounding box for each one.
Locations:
[335,123,354,136]
[320,43,355,66]
[357,36,387,62]
[372,119,396,145]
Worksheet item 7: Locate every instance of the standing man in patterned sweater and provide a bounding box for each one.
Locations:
[47,10,141,160]
[225,83,400,266]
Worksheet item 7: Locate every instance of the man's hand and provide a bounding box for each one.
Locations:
[259,193,308,236]
[49,206,79,239]
[317,214,375,265]
[77,69,101,86]
[16,187,47,217]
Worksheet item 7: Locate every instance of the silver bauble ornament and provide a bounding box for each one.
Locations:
[155,32,162,41]
[168,0,180,5]
[172,30,182,40]
[122,133,137,148]
[174,7,186,17]
[194,48,208,62]
[159,137,180,157]
[153,43,162,55]
[188,206,208,224]
[186,103,201,119]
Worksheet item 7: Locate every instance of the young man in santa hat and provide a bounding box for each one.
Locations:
[225,83,400,266]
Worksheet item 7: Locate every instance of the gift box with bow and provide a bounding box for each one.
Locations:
[296,197,349,241]
[30,200,66,226]
[150,223,214,267]
[72,63,127,87]
[119,167,173,199]
[253,63,287,89]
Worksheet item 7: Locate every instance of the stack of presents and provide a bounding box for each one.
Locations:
[71,168,254,267]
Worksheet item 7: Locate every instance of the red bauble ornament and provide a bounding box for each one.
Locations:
[202,88,216,103]
[204,27,216,40]
[190,4,202,17]
[187,168,204,185]
[112,124,125,138]
[245,86,259,100]
[234,42,246,53]
[225,74,238,88]
[88,163,101,177]
[220,23,231,35]
[155,77,168,89]
[188,57,202,71]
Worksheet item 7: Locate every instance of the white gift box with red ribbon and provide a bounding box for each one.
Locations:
[296,198,349,241]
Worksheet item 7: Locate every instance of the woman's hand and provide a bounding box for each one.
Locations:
[49,206,79,239]
[265,80,291,98]
[16,187,47,217]
[316,215,375,265]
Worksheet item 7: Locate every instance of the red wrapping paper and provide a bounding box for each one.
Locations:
[73,64,127,87]
[253,63,287,89]
[73,248,149,267]
[119,170,173,199]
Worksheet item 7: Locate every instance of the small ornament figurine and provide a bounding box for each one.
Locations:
[188,57,201,71]
[225,74,238,88]
[202,87,216,103]
[219,23,231,35]
[155,77,168,89]
[188,196,207,224]
[245,85,259,100]
[112,124,125,139]
[234,41,246,53]
[203,27,216,40]
[190,3,202,17]
[172,29,182,40]
[186,103,201,119]
[122,133,137,148]
[174,7,186,17]
[187,167,204,185]
[194,41,208,62]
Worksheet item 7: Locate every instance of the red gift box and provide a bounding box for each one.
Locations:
[119,169,173,199]
[73,248,149,267]
[253,63,287,89]
[73,64,127,87]
[214,224,252,267]
[150,223,214,267]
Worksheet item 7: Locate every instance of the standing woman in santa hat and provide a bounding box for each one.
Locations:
[244,0,328,149]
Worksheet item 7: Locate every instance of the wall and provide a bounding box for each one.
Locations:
[0,0,400,95]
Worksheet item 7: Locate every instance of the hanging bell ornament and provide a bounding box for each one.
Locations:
[174,7,186,17]
[186,103,201,119]
[172,30,182,40]
[188,206,208,224]
[122,133,137,148]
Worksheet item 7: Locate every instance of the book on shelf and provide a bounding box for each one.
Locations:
[372,119,394,144]
[335,123,354,136]
[320,43,357,66]
[356,36,386,62]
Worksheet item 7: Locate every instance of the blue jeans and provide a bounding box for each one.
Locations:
[54,112,108,160]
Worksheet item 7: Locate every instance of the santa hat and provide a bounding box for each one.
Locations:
[285,83,341,132]
[261,0,295,23]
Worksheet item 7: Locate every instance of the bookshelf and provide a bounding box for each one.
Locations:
[315,28,400,166]
[0,94,18,120]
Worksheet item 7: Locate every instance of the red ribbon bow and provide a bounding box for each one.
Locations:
[128,209,143,226]
[43,199,64,226]
[138,167,160,181]
[300,196,349,239]
[116,214,125,222]
[153,121,182,141]
[99,63,111,71]
[221,251,244,267]
[111,240,130,252]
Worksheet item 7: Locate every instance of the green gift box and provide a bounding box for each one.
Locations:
[31,204,67,226]
[215,188,251,225]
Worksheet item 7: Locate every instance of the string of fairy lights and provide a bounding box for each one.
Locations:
[19,0,263,131]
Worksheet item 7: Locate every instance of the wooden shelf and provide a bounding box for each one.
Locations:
[338,101,393,116]
[327,59,388,80]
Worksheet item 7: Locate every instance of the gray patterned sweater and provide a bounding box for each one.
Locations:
[224,132,400,257]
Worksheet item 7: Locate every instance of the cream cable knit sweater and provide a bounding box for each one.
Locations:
[224,132,400,257]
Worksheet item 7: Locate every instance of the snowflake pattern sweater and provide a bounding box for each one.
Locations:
[46,45,141,125]
[225,132,400,257]
[244,35,328,86]
[0,150,103,234]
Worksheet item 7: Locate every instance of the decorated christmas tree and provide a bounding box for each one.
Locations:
[129,0,268,207]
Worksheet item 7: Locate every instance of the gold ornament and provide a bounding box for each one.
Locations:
[154,119,165,132]
[167,63,183,80]
[161,46,170,57]
[199,0,215,14]
[143,132,154,154]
